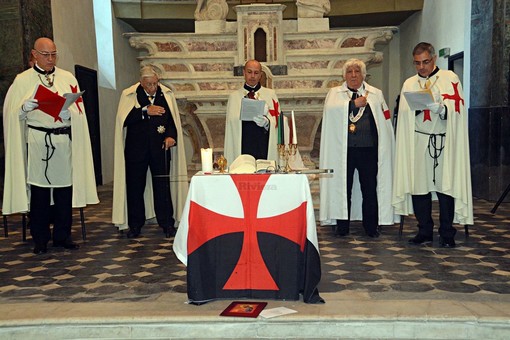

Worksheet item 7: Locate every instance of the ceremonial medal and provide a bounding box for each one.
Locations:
[157,125,166,134]
[349,123,357,134]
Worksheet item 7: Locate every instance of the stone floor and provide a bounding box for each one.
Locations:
[0,183,509,339]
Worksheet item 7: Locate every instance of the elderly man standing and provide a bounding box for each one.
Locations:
[393,42,473,248]
[112,65,188,239]
[320,58,395,238]
[2,37,98,254]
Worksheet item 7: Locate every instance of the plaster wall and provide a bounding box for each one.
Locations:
[51,0,139,185]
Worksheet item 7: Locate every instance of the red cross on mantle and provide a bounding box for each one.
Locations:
[70,85,84,114]
[441,82,464,113]
[268,99,280,127]
[187,174,308,291]
[423,109,431,122]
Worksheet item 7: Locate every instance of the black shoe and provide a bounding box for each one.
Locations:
[439,237,456,248]
[33,244,47,255]
[126,227,141,238]
[162,225,176,238]
[366,231,380,238]
[53,241,80,250]
[335,225,349,237]
[408,234,433,245]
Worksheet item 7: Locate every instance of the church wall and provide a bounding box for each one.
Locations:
[398,0,470,103]
[51,0,139,185]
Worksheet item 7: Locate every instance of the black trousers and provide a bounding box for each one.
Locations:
[337,147,379,234]
[125,150,174,229]
[412,192,456,238]
[30,185,73,246]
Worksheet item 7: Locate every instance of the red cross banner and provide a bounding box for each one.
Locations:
[173,173,323,305]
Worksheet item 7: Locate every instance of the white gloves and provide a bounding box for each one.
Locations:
[22,98,38,112]
[426,102,445,115]
[253,115,269,129]
[59,109,71,120]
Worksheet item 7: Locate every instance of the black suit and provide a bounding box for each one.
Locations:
[124,85,177,230]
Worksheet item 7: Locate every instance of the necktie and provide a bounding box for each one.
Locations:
[149,95,154,100]
[351,91,360,114]
[247,91,255,99]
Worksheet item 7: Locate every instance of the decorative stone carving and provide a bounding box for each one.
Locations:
[296,0,331,18]
[194,0,228,21]
[126,5,396,172]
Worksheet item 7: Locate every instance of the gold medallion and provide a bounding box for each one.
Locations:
[348,123,357,134]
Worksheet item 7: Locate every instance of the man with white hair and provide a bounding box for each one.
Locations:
[112,65,188,239]
[320,58,395,238]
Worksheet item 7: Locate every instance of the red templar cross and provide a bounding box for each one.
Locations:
[70,85,83,114]
[187,174,308,291]
[441,82,464,113]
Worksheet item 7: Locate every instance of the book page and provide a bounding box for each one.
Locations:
[259,307,297,319]
[256,159,276,172]
[402,88,435,111]
[61,90,85,112]
[240,98,265,121]
[229,154,256,174]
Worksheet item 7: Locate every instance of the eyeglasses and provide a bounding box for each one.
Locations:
[143,82,159,88]
[35,49,58,58]
[413,59,432,66]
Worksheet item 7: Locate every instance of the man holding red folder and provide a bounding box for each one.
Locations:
[2,37,98,254]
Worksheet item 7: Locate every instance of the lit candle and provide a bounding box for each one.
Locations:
[291,110,297,144]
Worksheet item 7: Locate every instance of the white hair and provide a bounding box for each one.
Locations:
[342,59,367,79]
[140,65,160,79]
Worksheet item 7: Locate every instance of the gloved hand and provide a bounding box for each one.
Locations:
[426,102,445,115]
[253,115,269,128]
[59,109,71,120]
[22,98,38,112]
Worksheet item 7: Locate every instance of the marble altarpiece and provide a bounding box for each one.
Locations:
[124,3,396,176]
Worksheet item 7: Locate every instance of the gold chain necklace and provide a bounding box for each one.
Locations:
[346,90,368,134]
[418,75,439,90]
[38,73,55,88]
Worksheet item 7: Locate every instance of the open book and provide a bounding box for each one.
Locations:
[229,154,276,174]
[33,85,85,120]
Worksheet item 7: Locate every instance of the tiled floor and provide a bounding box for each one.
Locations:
[1,184,509,303]
[1,184,510,339]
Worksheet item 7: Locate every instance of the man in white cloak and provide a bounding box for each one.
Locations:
[224,59,304,170]
[2,37,98,254]
[112,66,188,238]
[392,42,473,248]
[320,58,395,237]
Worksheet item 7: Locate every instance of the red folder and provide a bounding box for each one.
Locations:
[33,85,66,121]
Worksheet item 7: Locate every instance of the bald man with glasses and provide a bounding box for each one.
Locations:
[392,42,473,248]
[2,37,98,254]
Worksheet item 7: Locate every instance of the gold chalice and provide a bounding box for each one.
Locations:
[217,155,227,173]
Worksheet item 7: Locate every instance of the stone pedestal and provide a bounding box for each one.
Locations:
[470,0,510,201]
[297,18,330,32]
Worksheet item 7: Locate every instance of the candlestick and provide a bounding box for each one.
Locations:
[291,110,297,144]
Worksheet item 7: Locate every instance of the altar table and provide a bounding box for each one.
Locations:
[173,173,323,305]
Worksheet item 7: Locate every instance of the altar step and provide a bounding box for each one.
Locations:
[2,292,509,339]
